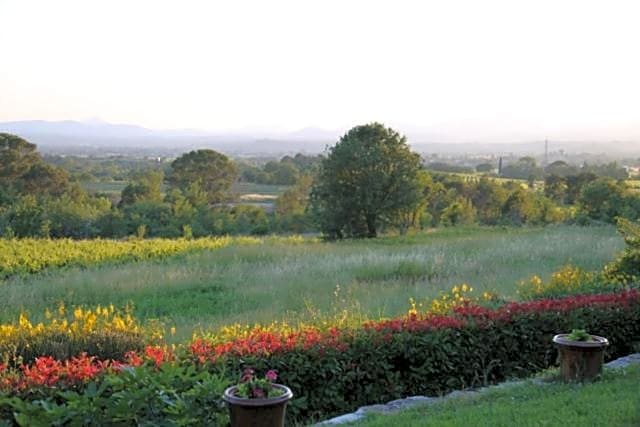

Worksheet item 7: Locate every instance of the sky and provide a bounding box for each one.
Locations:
[1,0,640,141]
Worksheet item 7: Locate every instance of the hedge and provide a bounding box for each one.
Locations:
[223,291,640,422]
[1,290,639,425]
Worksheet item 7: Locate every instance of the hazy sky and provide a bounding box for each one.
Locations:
[1,0,639,139]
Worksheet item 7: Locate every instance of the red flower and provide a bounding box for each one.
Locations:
[124,351,143,367]
[144,346,170,368]
[64,353,101,383]
[22,356,62,387]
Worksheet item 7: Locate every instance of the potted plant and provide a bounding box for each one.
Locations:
[223,368,293,427]
[552,329,609,382]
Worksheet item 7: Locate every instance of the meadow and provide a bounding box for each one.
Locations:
[81,180,289,199]
[0,226,623,341]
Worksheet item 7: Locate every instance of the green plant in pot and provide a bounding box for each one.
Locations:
[553,329,609,382]
[223,368,293,427]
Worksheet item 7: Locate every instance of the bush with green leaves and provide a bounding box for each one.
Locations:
[605,218,640,284]
[0,362,230,426]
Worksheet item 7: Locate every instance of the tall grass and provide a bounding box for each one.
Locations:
[0,226,623,341]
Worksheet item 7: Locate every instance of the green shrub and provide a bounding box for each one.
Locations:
[0,362,230,426]
[604,218,640,284]
[217,291,640,423]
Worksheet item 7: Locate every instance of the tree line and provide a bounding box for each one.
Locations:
[1,126,639,240]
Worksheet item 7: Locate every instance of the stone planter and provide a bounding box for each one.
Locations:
[223,384,293,427]
[553,333,609,382]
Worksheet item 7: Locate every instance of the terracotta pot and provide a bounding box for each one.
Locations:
[223,384,293,427]
[552,333,609,382]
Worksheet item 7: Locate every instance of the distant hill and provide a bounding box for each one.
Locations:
[0,119,156,138]
[0,120,331,156]
[0,119,638,159]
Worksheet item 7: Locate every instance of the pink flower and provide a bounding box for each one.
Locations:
[265,369,278,382]
[241,368,254,382]
[252,388,265,398]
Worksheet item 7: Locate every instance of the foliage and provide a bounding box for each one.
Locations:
[0,358,230,426]
[582,161,629,180]
[517,265,614,300]
[500,156,544,180]
[566,328,591,341]
[469,177,508,225]
[45,154,168,183]
[544,160,578,177]
[604,217,640,283]
[544,174,569,203]
[0,193,113,239]
[310,123,423,238]
[413,284,501,316]
[0,305,154,365]
[0,133,71,198]
[118,170,164,207]
[239,154,321,186]
[0,235,265,278]
[577,178,640,223]
[0,134,43,188]
[475,162,494,173]
[440,197,477,226]
[167,149,237,204]
[0,133,69,201]
[274,174,314,233]
[421,174,567,227]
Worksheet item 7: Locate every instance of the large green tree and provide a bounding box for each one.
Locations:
[310,123,423,238]
[167,149,237,204]
[0,133,70,197]
[0,133,41,187]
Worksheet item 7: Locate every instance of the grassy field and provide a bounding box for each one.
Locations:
[231,182,290,196]
[0,226,623,341]
[81,180,289,201]
[353,365,640,427]
[81,180,128,195]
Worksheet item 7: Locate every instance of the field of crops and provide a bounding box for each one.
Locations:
[0,226,623,341]
[0,236,307,278]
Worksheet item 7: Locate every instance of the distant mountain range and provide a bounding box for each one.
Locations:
[0,120,335,156]
[1,119,639,158]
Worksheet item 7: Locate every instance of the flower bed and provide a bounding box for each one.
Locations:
[1,290,639,425]
[0,304,155,364]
